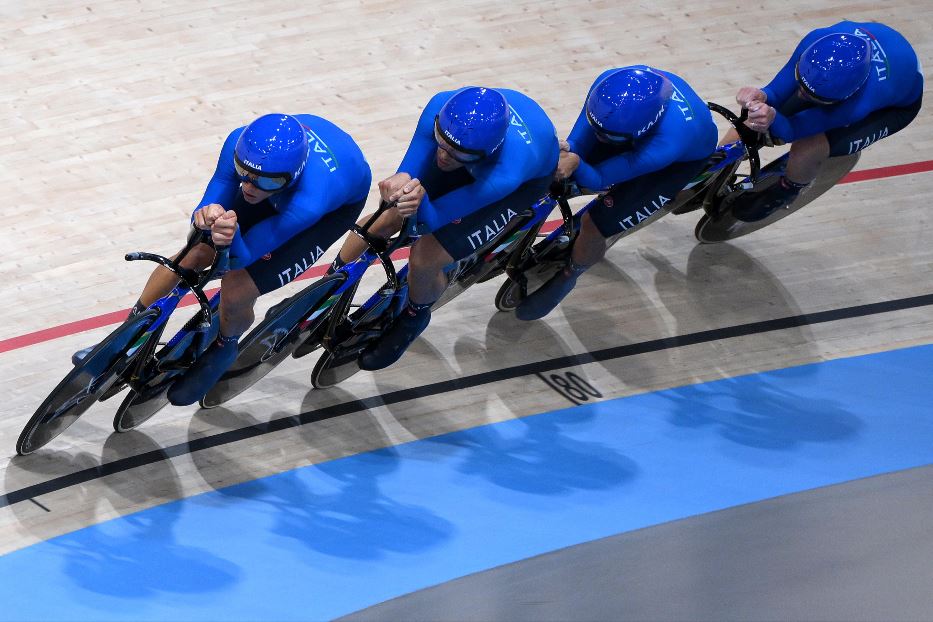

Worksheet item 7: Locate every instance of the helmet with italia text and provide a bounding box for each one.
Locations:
[434,87,510,162]
[796,33,872,104]
[585,67,674,145]
[233,114,310,191]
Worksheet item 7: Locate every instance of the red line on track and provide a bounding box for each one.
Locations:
[3,160,930,355]
[837,159,933,184]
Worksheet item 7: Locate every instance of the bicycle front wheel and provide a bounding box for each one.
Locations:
[494,278,524,312]
[16,310,159,455]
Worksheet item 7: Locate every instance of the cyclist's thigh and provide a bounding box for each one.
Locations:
[825,95,923,157]
[245,199,366,295]
[432,175,551,261]
[588,158,708,238]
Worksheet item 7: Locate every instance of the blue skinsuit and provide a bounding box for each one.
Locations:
[566,66,718,192]
[762,21,923,143]
[194,114,371,269]
[396,88,559,233]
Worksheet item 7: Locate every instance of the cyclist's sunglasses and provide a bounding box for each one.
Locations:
[233,155,291,192]
[433,116,487,164]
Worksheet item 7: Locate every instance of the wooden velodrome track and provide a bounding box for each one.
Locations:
[1,0,931,579]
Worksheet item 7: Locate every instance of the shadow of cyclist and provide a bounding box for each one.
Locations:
[641,242,813,382]
[422,313,640,497]
[195,441,454,562]
[4,430,238,599]
[179,381,454,562]
[659,369,863,451]
[5,447,111,545]
[560,257,680,395]
[640,242,862,450]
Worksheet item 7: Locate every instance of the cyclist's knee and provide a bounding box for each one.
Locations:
[219,270,260,309]
[787,134,830,182]
[409,235,451,272]
[572,214,607,265]
[788,133,830,158]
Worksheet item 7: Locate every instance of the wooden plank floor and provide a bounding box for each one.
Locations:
[1,0,931,554]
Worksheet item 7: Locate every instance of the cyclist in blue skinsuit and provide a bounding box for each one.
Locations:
[75,114,372,405]
[731,21,923,221]
[516,66,718,320]
[331,86,559,370]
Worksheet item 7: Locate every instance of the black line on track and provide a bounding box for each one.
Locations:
[3,293,932,509]
[27,498,50,512]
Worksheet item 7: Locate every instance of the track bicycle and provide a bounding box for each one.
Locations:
[688,148,860,244]
[671,106,860,242]
[16,228,227,454]
[307,190,568,389]
[494,102,859,310]
[199,201,414,408]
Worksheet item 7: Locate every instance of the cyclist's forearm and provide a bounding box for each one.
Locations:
[138,244,213,306]
[336,208,403,265]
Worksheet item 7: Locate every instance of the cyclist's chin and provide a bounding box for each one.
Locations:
[241,187,272,204]
[435,152,463,172]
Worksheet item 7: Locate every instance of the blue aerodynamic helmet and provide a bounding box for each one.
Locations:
[796,33,872,104]
[233,114,310,192]
[585,67,674,144]
[434,87,510,161]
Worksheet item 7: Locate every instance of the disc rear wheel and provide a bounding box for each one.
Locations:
[309,343,372,389]
[201,276,343,408]
[696,153,860,243]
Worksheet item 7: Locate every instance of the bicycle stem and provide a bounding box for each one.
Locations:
[348,199,421,293]
[707,102,762,181]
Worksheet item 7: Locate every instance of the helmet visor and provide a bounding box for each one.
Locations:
[794,63,843,105]
[434,116,488,163]
[233,155,291,192]
[585,110,634,146]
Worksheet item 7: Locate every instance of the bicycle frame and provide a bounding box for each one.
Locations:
[490,103,766,310]
[16,228,230,453]
[117,229,228,391]
[314,202,416,352]
[369,191,566,317]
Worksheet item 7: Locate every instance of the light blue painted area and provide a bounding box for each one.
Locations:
[2,344,932,621]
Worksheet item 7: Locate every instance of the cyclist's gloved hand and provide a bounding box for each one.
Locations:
[392,178,425,218]
[193,203,226,230]
[211,210,237,247]
[554,150,581,182]
[744,102,776,134]
[378,172,412,203]
[735,86,767,109]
